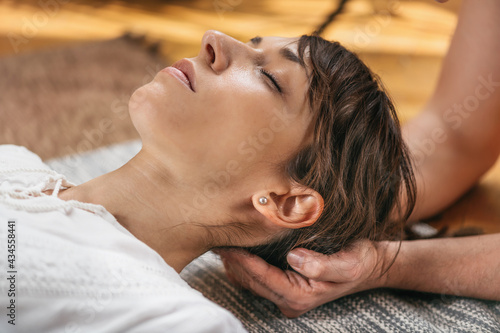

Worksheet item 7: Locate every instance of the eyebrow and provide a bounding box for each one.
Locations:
[250,36,305,70]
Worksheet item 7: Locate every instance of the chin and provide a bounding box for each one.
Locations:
[128,84,164,141]
[130,87,190,148]
[128,86,147,125]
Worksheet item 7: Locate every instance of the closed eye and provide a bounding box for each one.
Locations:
[260,69,282,94]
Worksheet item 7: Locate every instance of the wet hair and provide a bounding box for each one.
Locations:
[245,35,417,270]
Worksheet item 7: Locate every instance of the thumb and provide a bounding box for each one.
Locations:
[287,248,362,282]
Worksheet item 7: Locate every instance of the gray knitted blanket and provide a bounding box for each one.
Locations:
[46,140,500,333]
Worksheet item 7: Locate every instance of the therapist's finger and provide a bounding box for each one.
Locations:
[286,240,378,283]
[220,249,292,296]
[219,249,333,317]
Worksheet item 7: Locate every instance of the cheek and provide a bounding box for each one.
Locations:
[209,70,276,121]
[204,87,299,167]
[208,80,278,138]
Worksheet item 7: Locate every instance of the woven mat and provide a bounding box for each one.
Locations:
[0,35,166,160]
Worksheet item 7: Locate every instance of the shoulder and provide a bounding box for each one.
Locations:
[176,302,247,333]
[0,144,45,165]
[6,256,247,332]
[116,293,247,333]
[0,144,73,201]
[0,144,60,181]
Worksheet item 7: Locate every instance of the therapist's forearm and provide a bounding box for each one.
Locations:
[381,233,500,300]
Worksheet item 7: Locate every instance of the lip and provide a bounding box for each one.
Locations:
[161,59,196,92]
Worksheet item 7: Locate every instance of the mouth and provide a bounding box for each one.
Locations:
[161,59,196,92]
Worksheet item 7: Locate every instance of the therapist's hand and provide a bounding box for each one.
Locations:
[218,240,390,318]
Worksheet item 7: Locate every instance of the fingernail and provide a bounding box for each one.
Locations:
[287,250,305,270]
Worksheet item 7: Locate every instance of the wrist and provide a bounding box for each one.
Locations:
[372,240,401,289]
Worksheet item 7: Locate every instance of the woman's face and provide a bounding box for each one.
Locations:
[130,30,311,187]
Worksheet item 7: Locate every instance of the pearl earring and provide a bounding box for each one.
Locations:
[258,196,268,205]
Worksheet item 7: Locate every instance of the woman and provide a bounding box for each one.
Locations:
[219,0,500,319]
[0,29,412,332]
[1,26,415,331]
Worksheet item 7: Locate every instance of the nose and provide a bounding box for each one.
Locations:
[200,30,254,74]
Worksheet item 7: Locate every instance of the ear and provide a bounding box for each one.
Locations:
[252,186,324,230]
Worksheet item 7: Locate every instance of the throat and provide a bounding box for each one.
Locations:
[55,150,213,273]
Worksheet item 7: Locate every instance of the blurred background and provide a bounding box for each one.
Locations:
[1,0,499,235]
[0,0,460,119]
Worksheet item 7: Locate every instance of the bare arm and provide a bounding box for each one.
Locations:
[382,234,500,300]
[405,0,500,221]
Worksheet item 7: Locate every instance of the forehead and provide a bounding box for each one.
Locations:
[247,36,299,49]
[262,36,298,44]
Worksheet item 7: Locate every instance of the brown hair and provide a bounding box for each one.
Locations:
[245,35,417,270]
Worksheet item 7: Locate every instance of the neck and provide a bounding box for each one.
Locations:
[59,149,218,273]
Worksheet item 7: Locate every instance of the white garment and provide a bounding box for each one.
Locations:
[0,145,247,333]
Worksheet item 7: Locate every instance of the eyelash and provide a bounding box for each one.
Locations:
[260,69,282,94]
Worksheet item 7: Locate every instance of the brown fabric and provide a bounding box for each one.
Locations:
[0,34,167,160]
